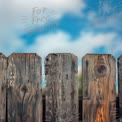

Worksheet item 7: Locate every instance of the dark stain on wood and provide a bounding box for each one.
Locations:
[85,60,89,98]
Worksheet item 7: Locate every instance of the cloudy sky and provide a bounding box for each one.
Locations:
[0,0,122,88]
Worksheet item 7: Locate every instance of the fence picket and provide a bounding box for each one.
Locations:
[82,54,116,122]
[7,53,42,122]
[45,53,78,122]
[0,53,7,122]
[118,56,122,120]
[0,52,120,122]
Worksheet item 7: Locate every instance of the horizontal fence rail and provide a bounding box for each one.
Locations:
[0,52,121,122]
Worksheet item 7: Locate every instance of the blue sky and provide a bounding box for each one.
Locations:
[0,0,122,91]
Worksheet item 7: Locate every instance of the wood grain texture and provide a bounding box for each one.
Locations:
[0,53,7,122]
[82,54,116,122]
[118,56,122,119]
[45,53,78,122]
[7,53,42,122]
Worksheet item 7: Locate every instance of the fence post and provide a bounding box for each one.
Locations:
[0,53,7,122]
[7,53,42,122]
[82,54,116,122]
[45,53,78,122]
[118,56,122,120]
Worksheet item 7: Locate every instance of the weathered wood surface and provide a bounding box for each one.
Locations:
[0,53,7,122]
[118,56,122,120]
[7,53,42,122]
[82,54,116,122]
[45,53,78,122]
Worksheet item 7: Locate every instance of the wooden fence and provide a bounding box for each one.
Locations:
[82,54,116,122]
[0,53,121,122]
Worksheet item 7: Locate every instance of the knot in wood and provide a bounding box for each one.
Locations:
[21,85,28,93]
[97,65,107,74]
[95,64,108,78]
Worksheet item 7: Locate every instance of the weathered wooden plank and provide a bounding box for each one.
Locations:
[0,53,7,122]
[118,56,122,120]
[82,54,116,122]
[7,53,42,122]
[45,53,78,122]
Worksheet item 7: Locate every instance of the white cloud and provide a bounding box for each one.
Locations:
[87,0,122,31]
[0,0,85,35]
[0,29,119,86]
[0,0,86,53]
[0,29,119,65]
[27,30,117,75]
[29,31,117,58]
[12,0,85,16]
[88,11,122,31]
[0,33,25,56]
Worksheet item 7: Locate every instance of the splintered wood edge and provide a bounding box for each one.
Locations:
[45,53,77,62]
[45,53,78,67]
[8,53,41,59]
[82,54,115,60]
[46,53,77,57]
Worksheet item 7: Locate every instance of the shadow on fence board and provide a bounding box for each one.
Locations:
[0,53,120,122]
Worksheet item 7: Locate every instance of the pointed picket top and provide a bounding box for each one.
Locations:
[8,53,41,59]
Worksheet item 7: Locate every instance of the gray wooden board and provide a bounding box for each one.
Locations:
[118,56,122,119]
[45,53,78,122]
[0,53,7,122]
[7,53,42,122]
